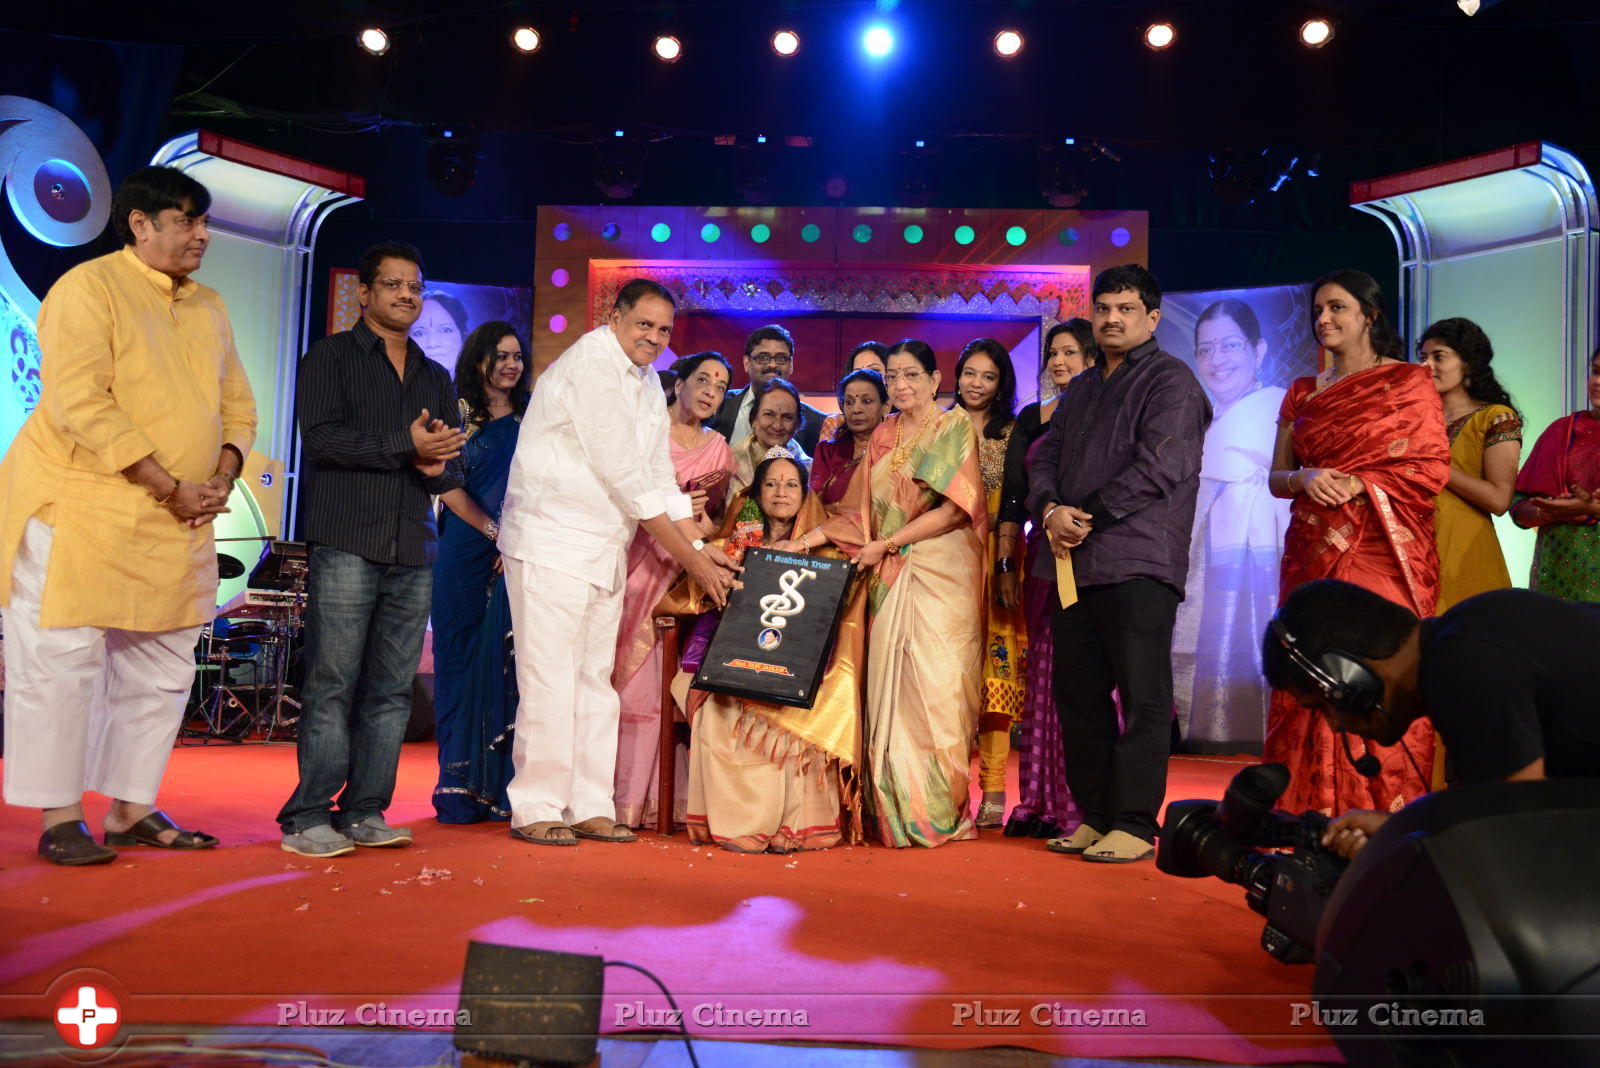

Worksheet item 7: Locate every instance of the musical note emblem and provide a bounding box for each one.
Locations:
[758,568,816,630]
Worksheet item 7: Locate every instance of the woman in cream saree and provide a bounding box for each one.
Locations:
[790,340,988,847]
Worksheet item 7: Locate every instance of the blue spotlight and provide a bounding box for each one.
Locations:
[863,25,894,58]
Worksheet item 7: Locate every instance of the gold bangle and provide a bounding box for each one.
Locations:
[884,535,901,554]
[155,479,179,505]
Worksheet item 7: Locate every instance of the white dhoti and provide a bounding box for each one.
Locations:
[1,517,204,809]
[503,555,627,827]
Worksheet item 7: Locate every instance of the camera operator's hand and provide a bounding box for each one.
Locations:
[1321,809,1390,860]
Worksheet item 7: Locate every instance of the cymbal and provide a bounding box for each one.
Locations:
[218,553,245,579]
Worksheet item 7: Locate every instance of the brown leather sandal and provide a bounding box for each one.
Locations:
[509,821,579,846]
[104,810,219,850]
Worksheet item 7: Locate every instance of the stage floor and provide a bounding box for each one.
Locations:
[0,744,1340,1065]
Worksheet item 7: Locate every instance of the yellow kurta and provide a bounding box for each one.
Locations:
[0,248,257,630]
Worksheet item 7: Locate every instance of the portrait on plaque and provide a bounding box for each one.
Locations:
[690,549,856,708]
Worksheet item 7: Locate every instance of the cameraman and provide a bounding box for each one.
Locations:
[1263,580,1599,859]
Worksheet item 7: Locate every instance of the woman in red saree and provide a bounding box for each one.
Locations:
[1266,270,1450,815]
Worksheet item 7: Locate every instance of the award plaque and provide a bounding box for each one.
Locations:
[690,548,856,709]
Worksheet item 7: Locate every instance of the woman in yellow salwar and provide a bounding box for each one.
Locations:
[677,451,863,853]
[781,339,988,848]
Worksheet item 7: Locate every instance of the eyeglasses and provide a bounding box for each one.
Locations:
[374,278,425,295]
[1194,337,1250,362]
[750,354,793,368]
[884,370,927,384]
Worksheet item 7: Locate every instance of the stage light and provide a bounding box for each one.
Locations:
[511,27,541,53]
[822,174,850,200]
[1143,22,1176,50]
[736,144,778,204]
[1458,0,1503,14]
[994,30,1024,57]
[425,129,479,197]
[1208,148,1271,207]
[771,29,800,56]
[1299,18,1334,47]
[864,25,894,58]
[357,28,390,55]
[653,35,682,62]
[594,138,646,199]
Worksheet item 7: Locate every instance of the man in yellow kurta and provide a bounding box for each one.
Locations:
[0,166,256,865]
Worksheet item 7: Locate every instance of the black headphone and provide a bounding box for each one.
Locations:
[1269,613,1385,777]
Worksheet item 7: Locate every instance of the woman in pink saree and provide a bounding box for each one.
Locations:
[612,353,735,827]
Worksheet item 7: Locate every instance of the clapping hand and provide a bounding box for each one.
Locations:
[1532,484,1600,522]
[411,409,467,462]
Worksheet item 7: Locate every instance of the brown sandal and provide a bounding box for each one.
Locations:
[509,821,578,846]
[570,817,637,843]
[104,810,219,850]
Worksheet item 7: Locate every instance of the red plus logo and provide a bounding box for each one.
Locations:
[53,982,122,1050]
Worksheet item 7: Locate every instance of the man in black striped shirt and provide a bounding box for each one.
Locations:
[277,242,467,857]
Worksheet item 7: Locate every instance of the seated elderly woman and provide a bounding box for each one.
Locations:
[731,378,812,496]
[672,449,865,853]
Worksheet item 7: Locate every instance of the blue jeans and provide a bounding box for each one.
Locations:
[277,546,431,833]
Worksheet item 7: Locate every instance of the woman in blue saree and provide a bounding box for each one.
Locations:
[430,322,530,822]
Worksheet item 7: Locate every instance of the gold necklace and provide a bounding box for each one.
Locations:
[889,407,936,471]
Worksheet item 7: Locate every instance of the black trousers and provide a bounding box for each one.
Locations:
[1050,577,1180,843]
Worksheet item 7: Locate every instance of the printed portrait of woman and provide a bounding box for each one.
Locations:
[1170,297,1292,749]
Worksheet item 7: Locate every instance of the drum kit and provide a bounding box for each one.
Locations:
[183,539,308,745]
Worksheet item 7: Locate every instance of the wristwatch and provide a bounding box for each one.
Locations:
[692,538,706,551]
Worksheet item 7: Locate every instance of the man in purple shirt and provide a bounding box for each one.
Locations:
[1027,264,1211,863]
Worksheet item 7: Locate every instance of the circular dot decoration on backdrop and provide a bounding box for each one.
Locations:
[1005,226,1027,246]
[953,225,975,245]
[751,223,772,243]
[1110,227,1132,247]
[902,224,924,244]
[549,314,568,334]
[550,268,570,287]
[601,223,621,242]
[852,224,872,243]
[1057,227,1080,247]
[800,223,821,243]
[553,222,572,241]
[701,223,721,243]
[650,222,671,242]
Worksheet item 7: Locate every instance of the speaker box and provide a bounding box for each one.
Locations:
[1313,779,1600,1067]
[454,943,603,1067]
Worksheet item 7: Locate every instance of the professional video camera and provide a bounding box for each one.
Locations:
[1157,762,1346,964]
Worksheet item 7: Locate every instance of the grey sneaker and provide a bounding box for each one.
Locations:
[281,824,355,857]
[342,816,413,848]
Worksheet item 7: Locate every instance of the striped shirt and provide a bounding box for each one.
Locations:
[296,318,463,565]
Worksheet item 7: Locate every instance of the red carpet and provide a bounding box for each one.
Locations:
[0,744,1339,1063]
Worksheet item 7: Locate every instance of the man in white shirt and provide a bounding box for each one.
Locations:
[498,278,737,846]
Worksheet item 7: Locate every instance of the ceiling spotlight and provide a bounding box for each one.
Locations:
[511,26,541,53]
[1298,18,1334,48]
[822,174,850,200]
[653,35,682,62]
[994,29,1024,57]
[771,29,800,56]
[863,25,894,58]
[1143,22,1176,50]
[357,27,390,55]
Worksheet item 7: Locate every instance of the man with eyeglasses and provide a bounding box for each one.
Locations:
[1,166,256,865]
[278,242,468,857]
[710,324,826,455]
